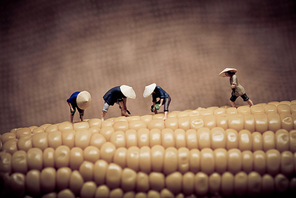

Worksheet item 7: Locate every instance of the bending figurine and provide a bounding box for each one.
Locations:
[219,68,253,108]
[143,83,171,120]
[67,91,91,123]
[101,85,136,121]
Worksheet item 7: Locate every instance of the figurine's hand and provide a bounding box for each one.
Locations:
[70,109,75,116]
[231,88,236,95]
[155,104,160,110]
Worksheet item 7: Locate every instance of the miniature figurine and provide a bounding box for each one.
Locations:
[101,85,136,121]
[143,83,171,120]
[67,91,91,123]
[219,68,253,108]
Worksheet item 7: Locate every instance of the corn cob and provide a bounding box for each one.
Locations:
[0,100,296,197]
[2,166,296,197]
[2,126,296,154]
[2,144,296,178]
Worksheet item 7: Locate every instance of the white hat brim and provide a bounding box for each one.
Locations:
[219,68,237,77]
[120,85,136,99]
[77,91,91,109]
[143,83,156,98]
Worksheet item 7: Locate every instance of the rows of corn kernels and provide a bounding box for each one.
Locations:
[0,100,296,197]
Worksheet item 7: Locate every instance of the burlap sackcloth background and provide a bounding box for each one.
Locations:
[1,0,296,133]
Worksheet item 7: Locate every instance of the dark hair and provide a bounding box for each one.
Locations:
[227,71,235,75]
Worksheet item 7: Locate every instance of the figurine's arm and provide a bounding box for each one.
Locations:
[68,102,75,123]
[101,111,106,121]
[152,95,157,107]
[122,98,127,110]
[231,75,237,89]
[159,99,164,107]
[67,102,74,112]
[231,84,236,95]
[151,101,156,112]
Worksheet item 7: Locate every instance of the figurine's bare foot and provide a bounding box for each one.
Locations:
[163,112,168,121]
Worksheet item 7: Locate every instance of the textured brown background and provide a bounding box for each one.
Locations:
[1,0,296,133]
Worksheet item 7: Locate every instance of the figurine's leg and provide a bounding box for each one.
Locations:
[118,101,127,117]
[246,99,253,107]
[79,110,84,122]
[242,94,253,107]
[230,95,237,108]
[70,114,74,123]
[163,96,171,120]
[230,101,236,108]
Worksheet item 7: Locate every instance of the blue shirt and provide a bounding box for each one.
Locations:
[103,86,126,106]
[152,86,169,102]
[67,91,80,108]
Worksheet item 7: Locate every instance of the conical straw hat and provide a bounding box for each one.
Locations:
[219,68,237,77]
[76,91,91,109]
[143,83,156,98]
[120,85,136,99]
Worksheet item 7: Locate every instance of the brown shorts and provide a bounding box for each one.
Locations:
[230,93,249,102]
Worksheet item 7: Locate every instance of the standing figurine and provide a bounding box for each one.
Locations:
[101,85,136,121]
[219,68,253,108]
[67,91,91,123]
[143,83,171,121]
